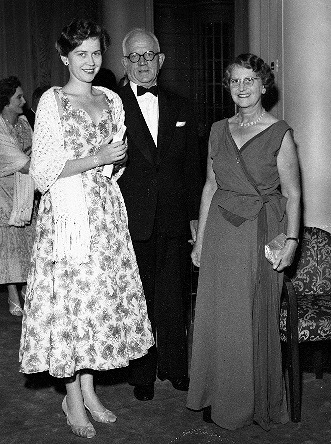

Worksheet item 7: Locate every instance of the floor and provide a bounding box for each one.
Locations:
[1,286,331,444]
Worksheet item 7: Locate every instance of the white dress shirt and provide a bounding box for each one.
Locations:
[130,81,159,146]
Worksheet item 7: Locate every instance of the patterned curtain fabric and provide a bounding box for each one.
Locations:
[0,0,100,107]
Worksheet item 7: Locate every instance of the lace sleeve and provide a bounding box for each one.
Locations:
[30,88,68,194]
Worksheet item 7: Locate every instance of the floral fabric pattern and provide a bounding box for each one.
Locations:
[280,227,331,342]
[19,89,154,378]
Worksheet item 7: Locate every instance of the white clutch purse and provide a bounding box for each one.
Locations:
[265,233,287,264]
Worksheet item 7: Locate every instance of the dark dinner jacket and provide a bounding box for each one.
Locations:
[118,83,202,241]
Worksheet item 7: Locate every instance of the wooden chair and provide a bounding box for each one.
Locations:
[280,227,331,422]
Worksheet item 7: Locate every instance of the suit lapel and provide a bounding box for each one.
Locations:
[121,84,156,165]
[157,90,177,165]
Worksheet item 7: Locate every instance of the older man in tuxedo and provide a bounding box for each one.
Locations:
[118,28,202,401]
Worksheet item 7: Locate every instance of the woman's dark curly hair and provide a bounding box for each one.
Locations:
[55,19,110,56]
[0,76,21,113]
[222,53,274,91]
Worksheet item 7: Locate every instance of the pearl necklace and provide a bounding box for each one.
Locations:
[237,109,265,128]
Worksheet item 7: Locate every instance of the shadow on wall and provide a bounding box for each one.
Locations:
[262,84,279,112]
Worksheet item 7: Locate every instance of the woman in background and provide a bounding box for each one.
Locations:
[19,19,153,439]
[187,54,301,430]
[0,76,35,316]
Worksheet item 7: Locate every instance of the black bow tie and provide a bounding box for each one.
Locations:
[137,85,158,96]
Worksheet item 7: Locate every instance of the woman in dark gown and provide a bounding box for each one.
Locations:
[187,54,301,431]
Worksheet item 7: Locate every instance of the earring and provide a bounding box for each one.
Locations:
[262,87,266,94]
[64,61,69,66]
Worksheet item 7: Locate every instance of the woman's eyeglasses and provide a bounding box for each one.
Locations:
[229,77,261,88]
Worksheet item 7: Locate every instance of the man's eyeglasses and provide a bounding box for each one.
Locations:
[229,77,261,88]
[125,51,160,63]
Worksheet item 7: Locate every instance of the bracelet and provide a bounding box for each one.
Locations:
[286,237,299,244]
[93,155,99,167]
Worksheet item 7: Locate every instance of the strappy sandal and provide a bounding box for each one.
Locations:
[8,299,23,316]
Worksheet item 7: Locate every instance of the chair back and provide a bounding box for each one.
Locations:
[291,227,331,295]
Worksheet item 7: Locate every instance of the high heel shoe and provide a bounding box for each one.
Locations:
[62,396,96,438]
[84,403,117,423]
[8,299,23,316]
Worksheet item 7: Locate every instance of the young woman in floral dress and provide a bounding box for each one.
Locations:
[19,19,154,439]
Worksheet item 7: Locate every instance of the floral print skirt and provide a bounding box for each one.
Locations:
[19,179,154,378]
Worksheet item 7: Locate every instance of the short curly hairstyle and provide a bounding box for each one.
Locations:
[223,53,274,91]
[0,76,21,113]
[55,19,110,57]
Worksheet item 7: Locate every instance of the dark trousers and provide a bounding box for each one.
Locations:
[128,224,189,386]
